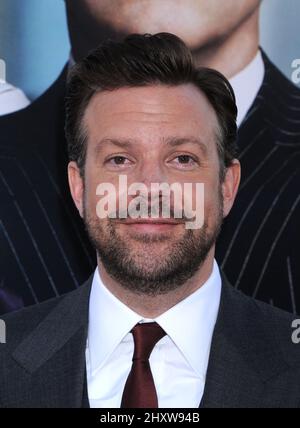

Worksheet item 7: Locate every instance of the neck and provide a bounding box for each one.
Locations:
[97,251,215,318]
[192,8,260,79]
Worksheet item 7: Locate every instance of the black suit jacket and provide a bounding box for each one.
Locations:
[0,66,96,313]
[216,51,300,314]
[0,52,299,314]
[0,275,300,408]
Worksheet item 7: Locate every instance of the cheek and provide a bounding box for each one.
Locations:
[82,185,97,220]
[82,168,101,216]
[85,172,125,221]
[203,179,222,217]
[83,157,111,204]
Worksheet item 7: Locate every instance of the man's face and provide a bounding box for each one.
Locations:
[68,84,240,295]
[67,0,261,53]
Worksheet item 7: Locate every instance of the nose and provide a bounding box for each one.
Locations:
[137,159,167,189]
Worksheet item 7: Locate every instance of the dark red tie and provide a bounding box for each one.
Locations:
[121,322,166,408]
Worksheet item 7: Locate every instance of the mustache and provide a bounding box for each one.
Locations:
[108,204,195,222]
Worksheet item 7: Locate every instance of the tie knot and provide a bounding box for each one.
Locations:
[131,322,166,362]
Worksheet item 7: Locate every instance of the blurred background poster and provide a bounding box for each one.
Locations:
[0,0,299,104]
[0,0,300,314]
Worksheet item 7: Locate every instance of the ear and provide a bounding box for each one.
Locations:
[68,161,84,217]
[222,159,241,218]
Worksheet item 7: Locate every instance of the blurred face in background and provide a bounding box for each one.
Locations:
[66,0,261,64]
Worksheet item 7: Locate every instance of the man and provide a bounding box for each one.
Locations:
[64,0,300,313]
[1,34,299,409]
[0,0,299,314]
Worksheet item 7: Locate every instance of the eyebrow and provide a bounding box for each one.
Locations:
[166,137,208,156]
[94,136,208,156]
[94,138,135,156]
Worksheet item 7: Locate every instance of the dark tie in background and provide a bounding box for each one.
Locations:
[121,322,166,408]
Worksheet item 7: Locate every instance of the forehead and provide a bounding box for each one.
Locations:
[83,84,219,147]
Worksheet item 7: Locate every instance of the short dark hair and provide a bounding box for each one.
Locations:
[65,32,237,179]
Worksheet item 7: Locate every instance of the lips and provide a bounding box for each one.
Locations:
[120,218,183,225]
[115,218,183,233]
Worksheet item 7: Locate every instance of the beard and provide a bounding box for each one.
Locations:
[83,193,223,297]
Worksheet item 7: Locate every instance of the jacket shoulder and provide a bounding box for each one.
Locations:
[0,279,91,354]
[223,282,300,367]
[0,294,66,352]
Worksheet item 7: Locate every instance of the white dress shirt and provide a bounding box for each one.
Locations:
[0,81,30,116]
[229,50,265,127]
[86,259,221,408]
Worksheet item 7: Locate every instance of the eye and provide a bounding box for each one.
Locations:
[170,154,198,168]
[107,155,131,166]
[176,155,195,164]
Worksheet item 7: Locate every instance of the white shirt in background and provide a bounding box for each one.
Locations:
[0,81,30,116]
[229,50,265,127]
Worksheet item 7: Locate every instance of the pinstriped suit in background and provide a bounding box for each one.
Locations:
[0,52,299,314]
[0,66,96,314]
[216,52,300,314]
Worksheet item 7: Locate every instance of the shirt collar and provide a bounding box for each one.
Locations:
[87,260,221,378]
[229,49,265,127]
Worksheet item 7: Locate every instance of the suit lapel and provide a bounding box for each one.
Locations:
[199,324,264,407]
[200,275,289,408]
[12,277,92,408]
[82,367,91,408]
